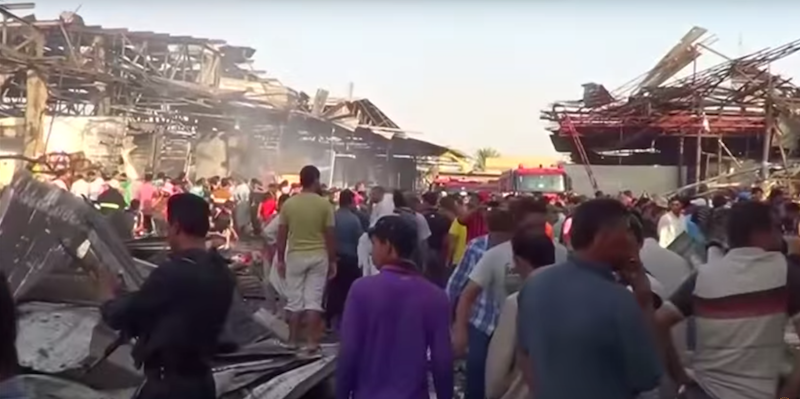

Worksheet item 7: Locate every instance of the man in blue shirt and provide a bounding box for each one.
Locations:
[327,189,365,330]
[516,198,662,399]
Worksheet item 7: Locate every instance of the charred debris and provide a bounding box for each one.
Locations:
[0,2,340,397]
[0,2,454,187]
[541,26,800,194]
[1,170,335,398]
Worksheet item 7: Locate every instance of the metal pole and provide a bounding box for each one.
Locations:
[328,127,335,187]
[762,72,773,180]
[693,57,702,186]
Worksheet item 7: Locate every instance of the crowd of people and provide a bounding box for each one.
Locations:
[2,164,800,399]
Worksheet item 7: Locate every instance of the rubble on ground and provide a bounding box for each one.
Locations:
[0,171,335,399]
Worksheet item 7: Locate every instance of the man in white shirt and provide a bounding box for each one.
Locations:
[658,197,686,248]
[485,229,555,399]
[453,198,567,399]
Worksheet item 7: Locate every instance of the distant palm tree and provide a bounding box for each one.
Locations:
[473,147,500,171]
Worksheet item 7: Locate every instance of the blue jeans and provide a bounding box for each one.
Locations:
[465,325,491,399]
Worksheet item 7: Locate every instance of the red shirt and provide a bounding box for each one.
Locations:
[464,210,488,241]
[259,198,277,220]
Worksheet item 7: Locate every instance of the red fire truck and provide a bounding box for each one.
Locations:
[498,164,571,196]
[430,173,499,193]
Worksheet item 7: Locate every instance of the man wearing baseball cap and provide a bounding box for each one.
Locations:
[336,215,454,399]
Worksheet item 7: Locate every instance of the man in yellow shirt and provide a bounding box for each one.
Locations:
[448,217,468,267]
[276,165,336,352]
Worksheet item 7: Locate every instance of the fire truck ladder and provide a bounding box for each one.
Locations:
[561,114,599,192]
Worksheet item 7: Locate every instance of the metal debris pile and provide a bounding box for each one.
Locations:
[0,171,335,399]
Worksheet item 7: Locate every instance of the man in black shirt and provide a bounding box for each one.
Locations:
[96,193,235,399]
[421,192,455,287]
[96,184,127,216]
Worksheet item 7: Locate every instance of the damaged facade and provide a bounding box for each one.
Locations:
[541,27,800,190]
[0,3,462,189]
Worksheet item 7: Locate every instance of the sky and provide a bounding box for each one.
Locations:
[27,1,800,157]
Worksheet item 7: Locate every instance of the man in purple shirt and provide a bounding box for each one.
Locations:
[336,215,454,399]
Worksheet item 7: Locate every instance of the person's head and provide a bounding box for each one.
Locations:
[727,201,782,251]
[87,170,96,179]
[370,186,386,204]
[144,172,154,182]
[751,186,764,201]
[339,189,356,209]
[638,214,658,240]
[768,188,785,204]
[195,177,206,186]
[711,193,728,209]
[422,191,439,208]
[0,274,18,377]
[622,190,633,198]
[594,190,604,198]
[277,192,290,210]
[439,195,461,218]
[267,183,278,193]
[129,199,141,211]
[220,178,231,188]
[166,193,211,251]
[392,189,409,209]
[486,207,515,235]
[510,197,549,233]
[511,227,556,278]
[407,195,422,212]
[570,198,640,270]
[299,165,321,191]
[668,196,683,215]
[156,172,166,180]
[369,215,417,268]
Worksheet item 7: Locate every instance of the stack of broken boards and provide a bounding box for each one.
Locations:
[0,171,335,399]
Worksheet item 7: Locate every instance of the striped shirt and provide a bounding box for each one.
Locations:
[666,248,800,399]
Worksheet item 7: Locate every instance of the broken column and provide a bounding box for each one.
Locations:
[23,33,48,159]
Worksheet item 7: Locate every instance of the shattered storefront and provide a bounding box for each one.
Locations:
[0,172,336,398]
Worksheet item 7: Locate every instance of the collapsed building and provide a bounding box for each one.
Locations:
[0,3,465,189]
[541,27,800,193]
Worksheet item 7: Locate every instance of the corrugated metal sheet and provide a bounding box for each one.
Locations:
[0,172,336,398]
[0,171,146,300]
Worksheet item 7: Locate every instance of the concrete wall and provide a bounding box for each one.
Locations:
[565,164,682,196]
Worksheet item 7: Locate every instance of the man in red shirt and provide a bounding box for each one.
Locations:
[259,193,277,221]
[457,193,489,241]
